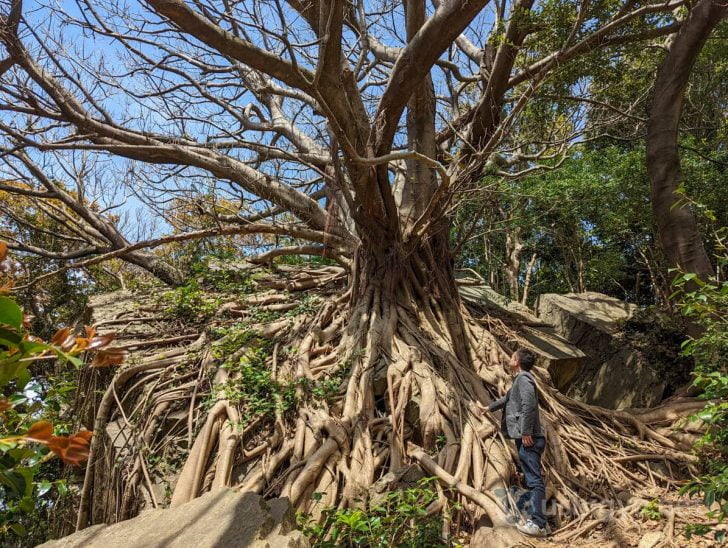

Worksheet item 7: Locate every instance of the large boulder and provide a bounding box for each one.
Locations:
[38,489,309,548]
[536,292,667,409]
[457,279,586,391]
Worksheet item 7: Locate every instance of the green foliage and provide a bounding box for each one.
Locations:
[684,523,713,540]
[212,326,296,424]
[640,498,662,521]
[192,259,258,295]
[455,145,661,302]
[298,478,456,547]
[275,254,338,267]
[0,243,122,543]
[0,294,87,541]
[288,293,324,317]
[162,280,220,322]
[673,232,728,541]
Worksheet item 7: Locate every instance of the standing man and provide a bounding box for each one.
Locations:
[487,348,548,537]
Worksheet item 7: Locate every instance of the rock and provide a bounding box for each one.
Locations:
[458,282,586,391]
[537,292,637,334]
[367,466,426,508]
[537,292,665,409]
[516,325,586,391]
[37,489,309,548]
[637,531,663,548]
[470,518,523,547]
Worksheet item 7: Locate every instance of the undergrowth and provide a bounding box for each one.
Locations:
[673,228,728,543]
[298,477,460,547]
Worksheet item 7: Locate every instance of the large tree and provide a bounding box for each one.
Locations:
[0,0,704,542]
[647,0,726,282]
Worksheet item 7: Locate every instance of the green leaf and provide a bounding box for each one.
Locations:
[8,447,36,461]
[19,496,34,512]
[17,467,34,497]
[15,366,31,391]
[0,326,22,346]
[0,440,18,452]
[37,479,52,497]
[0,359,22,388]
[0,296,23,330]
[19,340,52,356]
[0,469,27,496]
[9,523,26,536]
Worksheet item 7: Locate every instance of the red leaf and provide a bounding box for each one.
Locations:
[0,241,6,262]
[72,430,93,443]
[47,431,92,466]
[90,348,128,367]
[48,327,78,351]
[51,327,71,347]
[47,436,68,451]
[74,337,90,352]
[87,333,116,350]
[25,421,53,442]
[60,335,77,352]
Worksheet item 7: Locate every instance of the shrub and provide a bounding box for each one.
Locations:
[298,477,457,547]
[0,242,123,541]
[673,230,728,542]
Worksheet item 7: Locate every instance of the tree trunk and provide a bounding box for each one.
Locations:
[505,227,523,301]
[122,250,186,286]
[521,252,537,305]
[646,0,725,282]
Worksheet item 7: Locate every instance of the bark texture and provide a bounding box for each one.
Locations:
[646,0,726,281]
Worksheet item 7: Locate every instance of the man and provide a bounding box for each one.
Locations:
[487,348,548,537]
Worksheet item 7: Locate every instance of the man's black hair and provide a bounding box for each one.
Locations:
[514,348,536,371]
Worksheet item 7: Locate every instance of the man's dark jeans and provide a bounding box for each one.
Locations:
[515,436,547,528]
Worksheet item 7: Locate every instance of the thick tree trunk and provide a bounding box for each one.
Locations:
[646,0,725,282]
[121,250,186,286]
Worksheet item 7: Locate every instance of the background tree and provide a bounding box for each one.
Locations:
[647,0,726,283]
[454,14,728,307]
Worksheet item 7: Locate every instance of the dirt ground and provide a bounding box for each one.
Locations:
[522,493,722,548]
[461,490,723,547]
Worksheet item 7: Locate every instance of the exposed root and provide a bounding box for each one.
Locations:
[74,265,703,544]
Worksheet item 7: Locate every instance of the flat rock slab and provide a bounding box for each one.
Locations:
[37,489,309,548]
[536,292,636,337]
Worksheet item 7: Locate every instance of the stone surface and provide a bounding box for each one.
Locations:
[458,282,586,391]
[637,531,663,548]
[37,489,309,548]
[537,292,665,409]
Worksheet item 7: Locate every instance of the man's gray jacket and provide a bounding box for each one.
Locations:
[487,370,544,439]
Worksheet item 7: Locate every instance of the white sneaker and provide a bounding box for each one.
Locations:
[516,519,548,537]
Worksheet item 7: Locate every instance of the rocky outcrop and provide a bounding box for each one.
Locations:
[457,278,586,391]
[38,489,308,548]
[536,292,667,409]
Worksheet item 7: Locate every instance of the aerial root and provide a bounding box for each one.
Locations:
[76,274,704,542]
